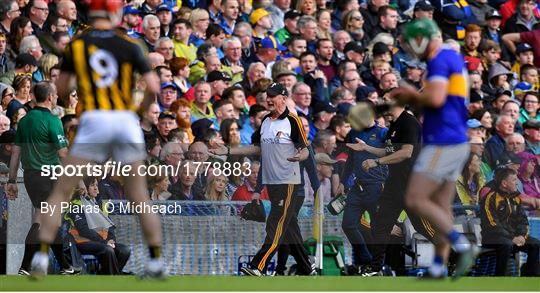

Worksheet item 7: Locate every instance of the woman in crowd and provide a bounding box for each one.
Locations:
[1,86,14,115]
[519,92,540,124]
[148,174,172,200]
[456,153,486,206]
[65,177,131,275]
[6,75,31,121]
[297,0,317,16]
[342,10,364,43]
[471,109,494,139]
[40,54,60,82]
[169,57,191,98]
[205,174,229,201]
[317,9,332,40]
[517,152,540,199]
[10,106,25,130]
[8,17,32,53]
[219,118,241,148]
[189,9,210,47]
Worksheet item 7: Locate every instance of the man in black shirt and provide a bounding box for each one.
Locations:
[347,101,435,276]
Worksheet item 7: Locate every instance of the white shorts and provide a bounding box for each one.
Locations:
[70,111,146,164]
[413,144,470,183]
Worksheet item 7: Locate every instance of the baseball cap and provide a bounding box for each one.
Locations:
[160,82,178,91]
[344,41,364,54]
[123,5,139,15]
[315,153,337,165]
[259,35,286,50]
[523,119,540,129]
[207,71,232,82]
[267,82,288,97]
[275,68,297,79]
[314,102,337,114]
[494,88,512,100]
[414,0,435,11]
[158,111,176,120]
[156,3,172,13]
[485,9,502,20]
[516,43,534,55]
[284,9,302,20]
[250,8,269,25]
[372,42,391,56]
[470,90,483,103]
[15,53,38,68]
[467,119,483,129]
[404,59,426,70]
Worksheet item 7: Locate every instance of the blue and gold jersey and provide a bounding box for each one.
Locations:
[423,46,469,145]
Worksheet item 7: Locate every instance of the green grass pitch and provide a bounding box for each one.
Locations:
[1,276,539,291]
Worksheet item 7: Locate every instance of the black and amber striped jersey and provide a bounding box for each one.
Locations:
[61,29,151,113]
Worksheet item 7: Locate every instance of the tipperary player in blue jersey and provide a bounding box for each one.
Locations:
[389,19,479,279]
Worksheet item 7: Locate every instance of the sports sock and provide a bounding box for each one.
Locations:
[149,246,162,259]
[428,255,445,277]
[447,230,471,252]
[39,242,49,253]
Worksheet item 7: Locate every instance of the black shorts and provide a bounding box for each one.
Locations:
[23,169,54,208]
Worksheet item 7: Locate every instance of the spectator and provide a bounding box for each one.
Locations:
[156,110,177,142]
[238,62,265,95]
[250,8,272,41]
[121,5,140,39]
[205,24,226,59]
[171,19,196,63]
[218,0,239,36]
[485,115,515,168]
[189,9,211,47]
[141,103,160,138]
[171,160,205,200]
[297,0,317,16]
[304,153,335,203]
[299,52,328,104]
[332,31,352,62]
[342,10,365,43]
[292,82,312,119]
[170,98,194,142]
[480,167,540,276]
[156,4,173,37]
[8,17,32,54]
[205,174,229,201]
[141,14,161,52]
[369,5,398,40]
[145,134,162,166]
[520,64,539,91]
[232,160,269,201]
[148,52,165,69]
[467,119,487,141]
[221,85,247,121]
[240,104,267,145]
[519,92,539,124]
[39,54,59,82]
[28,0,48,35]
[57,0,86,37]
[275,10,301,45]
[472,109,494,133]
[155,37,175,63]
[317,9,332,40]
[207,71,232,101]
[517,151,540,198]
[49,15,69,34]
[313,129,337,155]
[233,22,254,61]
[6,74,31,121]
[297,15,318,53]
[456,153,486,206]
[463,24,483,58]
[190,81,216,122]
[0,114,9,134]
[169,57,191,98]
[502,100,521,126]
[19,35,43,82]
[523,119,540,154]
[221,37,244,83]
[148,174,172,200]
[0,1,20,35]
[66,177,130,275]
[218,117,240,147]
[309,103,336,141]
[213,99,235,130]
[490,89,512,114]
[505,133,526,155]
[158,82,178,111]
[504,0,540,33]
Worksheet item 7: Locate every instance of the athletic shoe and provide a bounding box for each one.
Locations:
[452,245,480,280]
[18,269,30,276]
[240,267,263,276]
[360,265,380,277]
[30,252,49,277]
[60,266,81,275]
[141,258,168,279]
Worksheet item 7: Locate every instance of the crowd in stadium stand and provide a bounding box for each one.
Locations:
[1,0,540,276]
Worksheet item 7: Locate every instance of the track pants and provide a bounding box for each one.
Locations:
[250,184,311,274]
[77,242,131,275]
[370,185,436,272]
[275,195,306,274]
[483,237,540,276]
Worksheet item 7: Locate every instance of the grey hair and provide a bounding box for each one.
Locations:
[234,22,252,35]
[222,36,241,50]
[160,142,183,161]
[505,133,525,144]
[313,129,335,149]
[248,62,265,75]
[155,37,173,49]
[332,30,351,43]
[297,15,317,31]
[292,82,309,94]
[143,14,160,30]
[19,35,40,54]
[495,114,513,127]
